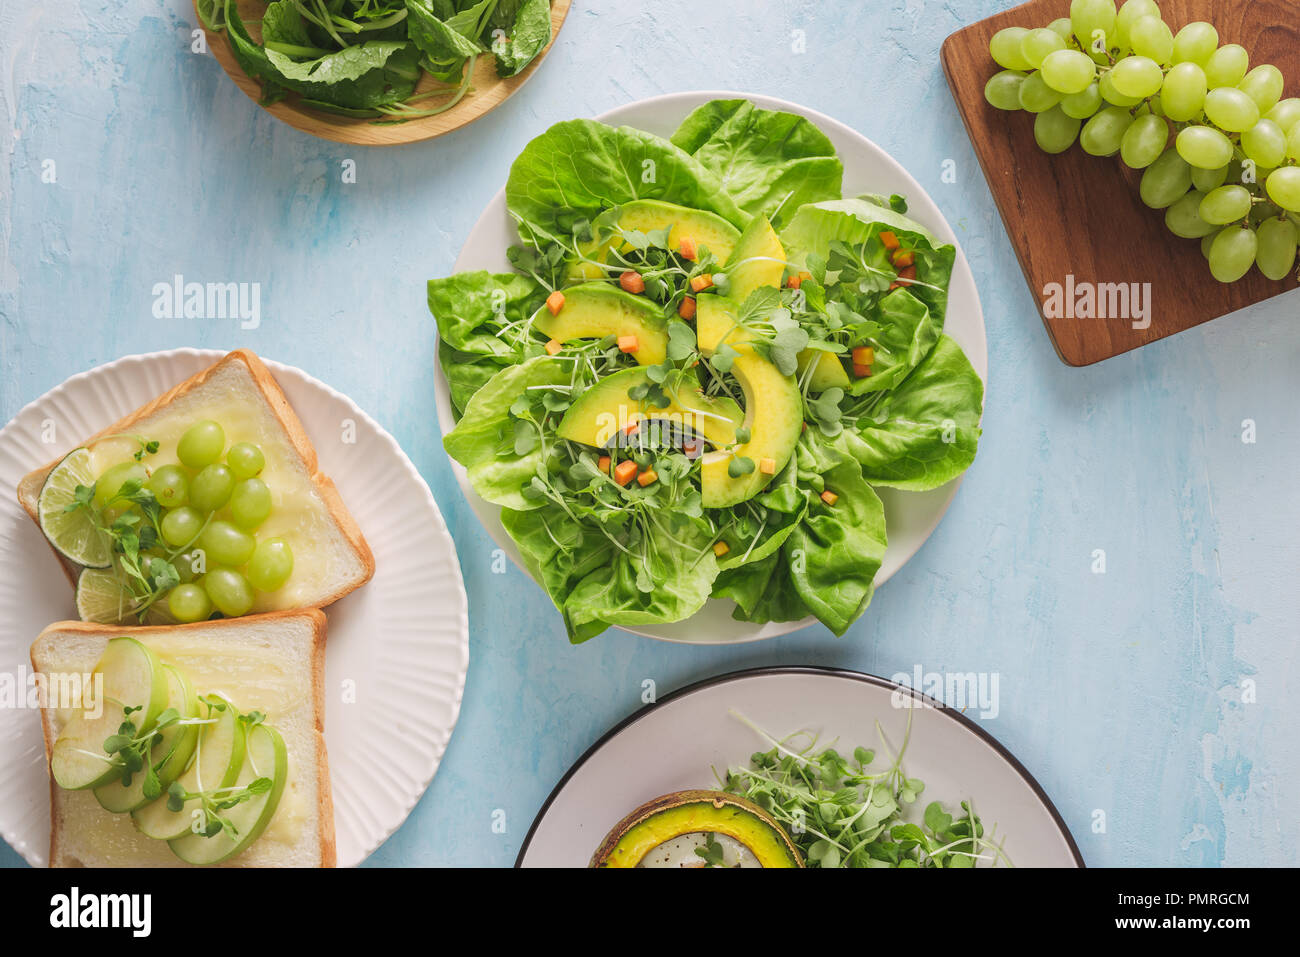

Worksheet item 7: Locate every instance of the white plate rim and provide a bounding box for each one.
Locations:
[433,89,988,644]
[0,347,470,867]
[515,666,1083,869]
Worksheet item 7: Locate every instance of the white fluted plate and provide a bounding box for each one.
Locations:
[0,349,469,867]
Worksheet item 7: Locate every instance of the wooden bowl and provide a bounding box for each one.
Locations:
[199,0,571,145]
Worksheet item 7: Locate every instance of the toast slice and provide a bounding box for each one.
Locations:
[17,349,373,613]
[31,611,336,868]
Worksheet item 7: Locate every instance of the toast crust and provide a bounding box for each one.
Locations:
[32,610,336,868]
[17,349,374,606]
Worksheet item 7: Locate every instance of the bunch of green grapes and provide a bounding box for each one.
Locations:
[984,0,1300,284]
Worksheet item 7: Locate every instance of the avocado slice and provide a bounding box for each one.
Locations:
[591,790,803,868]
[796,349,851,391]
[532,283,669,366]
[557,367,742,450]
[568,200,742,280]
[722,216,787,303]
[696,296,804,508]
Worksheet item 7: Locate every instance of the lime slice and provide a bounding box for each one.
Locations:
[38,448,113,568]
[75,567,138,624]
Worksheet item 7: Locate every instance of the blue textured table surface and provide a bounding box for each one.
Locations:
[2,0,1297,868]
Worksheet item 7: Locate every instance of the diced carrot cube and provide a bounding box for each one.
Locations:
[852,346,874,365]
[545,338,563,355]
[889,281,901,291]
[618,335,639,354]
[892,249,915,268]
[613,460,638,486]
[820,490,839,506]
[897,265,916,285]
[637,468,658,487]
[619,271,645,294]
[678,296,697,320]
[678,236,698,261]
[689,274,713,293]
[682,440,701,457]
[879,230,900,251]
[597,455,611,473]
[713,541,730,557]
[786,274,802,289]
[853,363,872,378]
[546,290,565,315]
[759,457,777,475]
[624,421,640,437]
[798,271,812,281]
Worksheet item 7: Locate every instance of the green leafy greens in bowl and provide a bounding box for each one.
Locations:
[431,98,985,642]
[199,0,554,121]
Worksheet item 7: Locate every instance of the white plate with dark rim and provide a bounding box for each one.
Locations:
[518,667,1082,868]
[433,91,989,644]
[0,349,469,867]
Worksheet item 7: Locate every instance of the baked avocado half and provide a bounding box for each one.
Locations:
[590,790,803,868]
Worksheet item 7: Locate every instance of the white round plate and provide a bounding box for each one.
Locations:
[518,668,1081,868]
[434,91,988,644]
[0,349,469,867]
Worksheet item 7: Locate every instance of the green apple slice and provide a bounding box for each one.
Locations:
[131,702,245,840]
[49,637,169,790]
[94,664,200,813]
[169,723,287,865]
[49,696,132,790]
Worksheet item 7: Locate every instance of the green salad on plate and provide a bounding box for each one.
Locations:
[431,99,985,642]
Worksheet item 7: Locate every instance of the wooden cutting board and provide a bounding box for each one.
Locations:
[941,0,1300,366]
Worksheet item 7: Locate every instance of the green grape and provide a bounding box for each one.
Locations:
[1171,22,1217,65]
[167,584,212,624]
[1022,28,1067,69]
[1203,87,1260,133]
[176,420,225,470]
[145,464,189,509]
[1081,106,1134,156]
[1265,167,1300,212]
[173,549,201,583]
[1140,148,1194,208]
[1040,49,1097,94]
[1200,232,1217,260]
[227,442,266,480]
[1159,62,1207,122]
[1019,72,1063,113]
[1115,0,1159,49]
[199,520,256,567]
[189,463,235,513]
[1047,17,1074,41]
[1266,98,1300,136]
[1110,55,1164,98]
[1176,125,1234,169]
[160,506,204,548]
[1198,185,1253,225]
[1129,16,1174,65]
[1061,82,1104,119]
[1165,190,1217,238]
[1191,164,1229,192]
[985,70,1028,111]
[1203,44,1249,88]
[1239,65,1284,114]
[1241,119,1287,169]
[1207,225,1258,282]
[1288,124,1300,162]
[1071,0,1117,56]
[1120,112,1170,168]
[203,569,255,618]
[1099,70,1143,107]
[1034,106,1083,154]
[229,478,273,530]
[1256,216,1300,280]
[247,539,294,593]
[91,460,147,511]
[990,27,1035,71]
